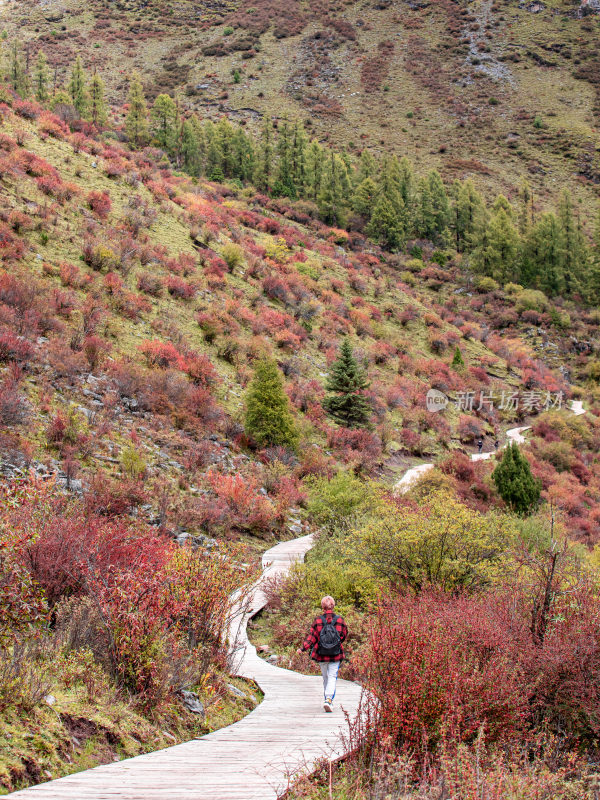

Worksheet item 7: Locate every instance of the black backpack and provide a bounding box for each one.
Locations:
[317,614,341,657]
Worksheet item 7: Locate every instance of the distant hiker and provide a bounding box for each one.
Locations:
[297,596,347,713]
[494,437,499,451]
[477,437,483,454]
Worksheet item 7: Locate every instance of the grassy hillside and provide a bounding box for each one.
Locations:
[0,83,600,793]
[5,0,600,207]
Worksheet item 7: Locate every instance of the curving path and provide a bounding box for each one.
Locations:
[10,535,362,799]
[395,400,586,494]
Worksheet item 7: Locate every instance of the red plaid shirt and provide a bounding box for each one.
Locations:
[301,611,347,662]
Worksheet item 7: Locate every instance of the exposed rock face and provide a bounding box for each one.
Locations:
[580,0,600,14]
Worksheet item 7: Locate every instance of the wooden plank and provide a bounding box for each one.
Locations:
[9,534,363,800]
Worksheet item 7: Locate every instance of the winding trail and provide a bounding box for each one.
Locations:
[395,400,586,494]
[10,535,362,799]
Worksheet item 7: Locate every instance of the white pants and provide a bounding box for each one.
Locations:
[320,661,341,701]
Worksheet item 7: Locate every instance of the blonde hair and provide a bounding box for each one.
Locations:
[321,595,335,611]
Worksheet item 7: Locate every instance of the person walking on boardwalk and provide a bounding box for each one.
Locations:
[477,437,483,454]
[297,595,347,713]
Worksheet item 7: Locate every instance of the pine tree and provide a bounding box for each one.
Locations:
[451,346,465,370]
[68,55,88,117]
[151,93,177,153]
[88,71,107,126]
[33,50,49,104]
[244,359,299,450]
[323,338,371,428]
[492,443,541,516]
[125,75,149,147]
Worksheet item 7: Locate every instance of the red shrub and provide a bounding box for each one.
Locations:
[0,223,26,262]
[137,271,163,297]
[185,353,219,388]
[87,190,112,219]
[38,111,68,139]
[205,470,277,532]
[0,331,33,364]
[139,339,186,370]
[362,591,532,757]
[327,427,382,473]
[166,275,197,300]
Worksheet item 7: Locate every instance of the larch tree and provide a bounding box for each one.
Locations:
[88,71,108,127]
[68,55,88,117]
[125,75,149,147]
[33,50,49,104]
[151,93,177,153]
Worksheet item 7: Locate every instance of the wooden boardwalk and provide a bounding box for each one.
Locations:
[10,534,363,799]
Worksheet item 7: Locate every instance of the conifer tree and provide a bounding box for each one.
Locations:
[525,212,563,295]
[318,152,350,227]
[323,338,371,428]
[88,71,107,126]
[232,127,255,182]
[305,139,324,202]
[216,118,236,177]
[244,359,299,450]
[125,75,149,147]
[518,181,534,235]
[557,190,587,297]
[68,55,88,117]
[357,149,376,183]
[424,170,450,243]
[594,204,600,258]
[181,119,201,176]
[291,119,307,194]
[451,346,465,370]
[471,201,520,283]
[9,41,28,97]
[274,115,295,197]
[151,93,177,152]
[353,177,378,219]
[367,193,404,250]
[454,179,484,252]
[256,117,273,192]
[33,50,49,104]
[492,443,541,516]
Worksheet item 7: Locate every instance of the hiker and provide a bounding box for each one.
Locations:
[297,595,347,713]
[494,437,499,450]
[477,437,483,454]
